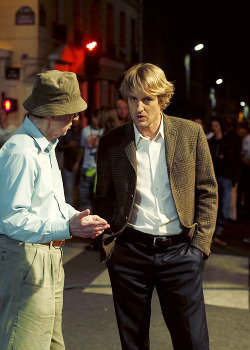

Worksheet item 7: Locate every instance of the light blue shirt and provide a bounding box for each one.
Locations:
[0,117,78,243]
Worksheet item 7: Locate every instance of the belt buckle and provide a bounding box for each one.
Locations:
[153,236,171,247]
[153,237,157,246]
[153,236,166,247]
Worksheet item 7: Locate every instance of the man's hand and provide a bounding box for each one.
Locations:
[69,209,110,239]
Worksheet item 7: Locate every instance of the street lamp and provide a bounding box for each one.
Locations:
[215,78,223,85]
[184,43,204,103]
[194,43,204,51]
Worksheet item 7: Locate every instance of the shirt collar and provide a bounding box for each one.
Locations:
[23,116,58,152]
[133,113,165,146]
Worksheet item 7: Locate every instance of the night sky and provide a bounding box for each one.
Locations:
[142,1,249,106]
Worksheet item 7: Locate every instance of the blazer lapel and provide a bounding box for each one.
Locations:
[122,116,177,172]
[163,114,178,169]
[123,121,137,172]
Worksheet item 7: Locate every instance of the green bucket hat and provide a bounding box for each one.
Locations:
[23,70,87,117]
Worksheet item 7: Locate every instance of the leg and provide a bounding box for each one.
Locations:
[107,238,154,350]
[155,243,209,350]
[62,168,75,206]
[228,183,238,221]
[78,168,95,211]
[0,236,65,350]
[216,177,232,233]
[50,248,65,350]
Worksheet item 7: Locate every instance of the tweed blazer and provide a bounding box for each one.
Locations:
[94,114,218,262]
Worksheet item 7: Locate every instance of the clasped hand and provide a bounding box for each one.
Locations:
[69,209,110,239]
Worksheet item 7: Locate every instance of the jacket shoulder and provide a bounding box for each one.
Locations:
[166,115,202,132]
[99,121,133,146]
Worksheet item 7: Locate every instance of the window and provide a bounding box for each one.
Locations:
[131,18,138,62]
[120,12,126,48]
[39,5,46,26]
[106,4,115,55]
[92,0,101,42]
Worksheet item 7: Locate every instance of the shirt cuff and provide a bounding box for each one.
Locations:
[50,218,72,240]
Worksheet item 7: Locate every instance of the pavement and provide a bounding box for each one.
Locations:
[62,218,250,350]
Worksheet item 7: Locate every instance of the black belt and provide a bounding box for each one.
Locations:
[121,227,187,248]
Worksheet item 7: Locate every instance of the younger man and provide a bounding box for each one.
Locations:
[95,63,218,350]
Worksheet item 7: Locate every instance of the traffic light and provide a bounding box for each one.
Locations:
[2,94,18,113]
[85,41,100,76]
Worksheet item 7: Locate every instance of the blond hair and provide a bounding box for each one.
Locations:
[119,63,174,110]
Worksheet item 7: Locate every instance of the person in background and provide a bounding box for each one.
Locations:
[224,118,242,222]
[0,70,109,350]
[191,116,213,140]
[86,105,120,251]
[94,63,218,350]
[115,99,130,125]
[209,118,239,246]
[57,115,82,206]
[0,108,17,148]
[74,109,103,211]
[240,123,250,222]
[98,105,120,134]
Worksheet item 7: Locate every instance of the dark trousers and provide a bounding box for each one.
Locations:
[106,228,209,350]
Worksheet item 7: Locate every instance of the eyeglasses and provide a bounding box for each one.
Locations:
[63,113,79,122]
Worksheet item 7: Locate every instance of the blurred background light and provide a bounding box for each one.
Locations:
[194,43,204,51]
[216,78,223,85]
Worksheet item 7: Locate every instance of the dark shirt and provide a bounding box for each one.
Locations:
[209,133,242,183]
[58,128,82,172]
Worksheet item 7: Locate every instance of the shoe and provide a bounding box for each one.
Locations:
[213,237,227,246]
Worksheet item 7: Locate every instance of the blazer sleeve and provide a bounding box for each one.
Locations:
[191,125,218,257]
[94,136,116,227]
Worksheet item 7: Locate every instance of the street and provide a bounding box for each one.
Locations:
[62,219,250,350]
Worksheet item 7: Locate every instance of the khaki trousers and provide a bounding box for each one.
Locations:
[0,235,65,350]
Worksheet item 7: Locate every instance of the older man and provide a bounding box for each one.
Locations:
[0,70,109,350]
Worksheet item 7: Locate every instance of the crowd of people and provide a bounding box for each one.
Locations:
[191,115,250,246]
[2,98,249,248]
[1,97,249,244]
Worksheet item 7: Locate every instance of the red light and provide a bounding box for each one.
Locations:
[86,41,97,51]
[4,100,11,111]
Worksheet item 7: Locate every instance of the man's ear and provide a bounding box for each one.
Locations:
[49,116,56,121]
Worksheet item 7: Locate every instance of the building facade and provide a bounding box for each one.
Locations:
[0,0,143,126]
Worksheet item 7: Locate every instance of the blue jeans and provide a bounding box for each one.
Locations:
[216,177,232,233]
